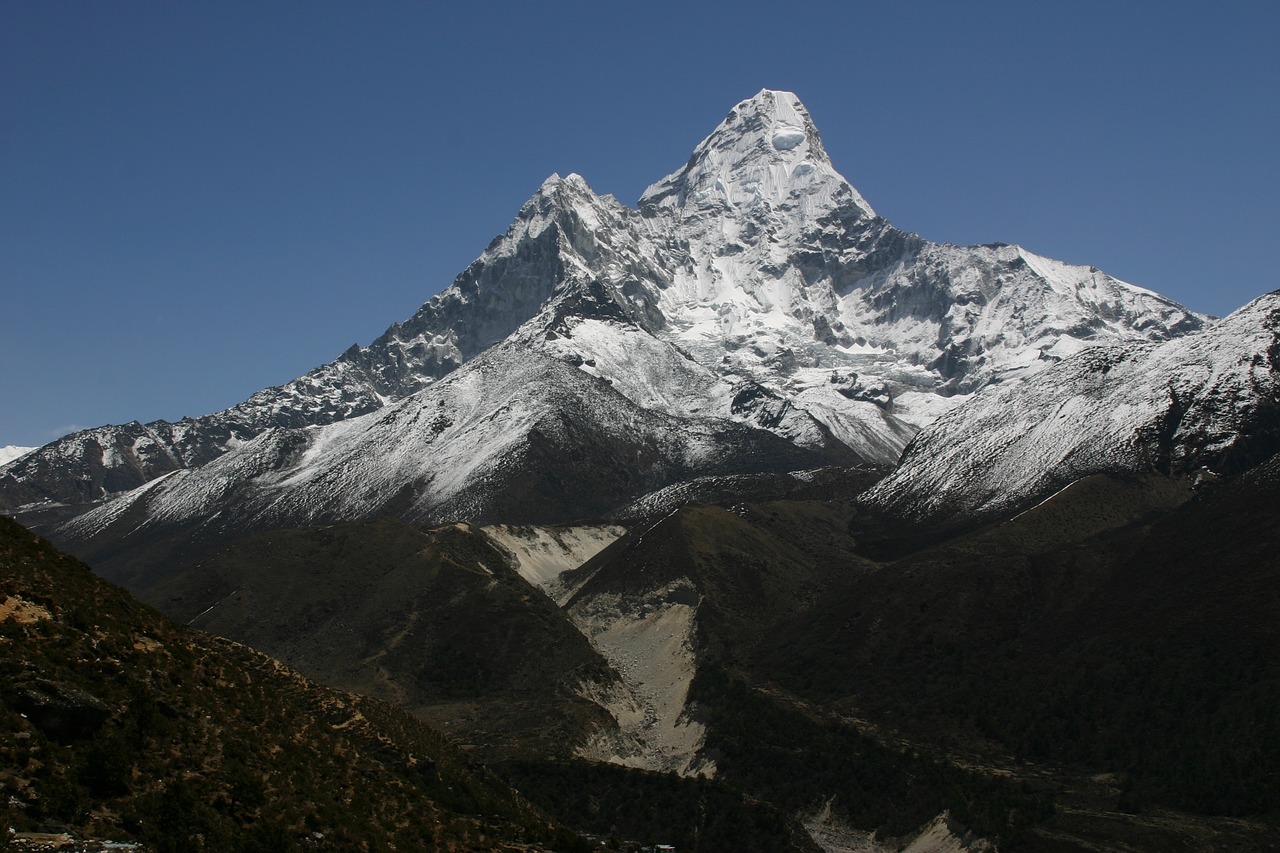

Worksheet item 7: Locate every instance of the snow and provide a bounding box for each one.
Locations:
[0,446,35,467]
[58,470,182,537]
[540,318,733,420]
[889,390,973,429]
[23,88,1220,547]
[772,126,807,150]
[59,337,826,545]
[641,89,874,218]
[863,291,1279,527]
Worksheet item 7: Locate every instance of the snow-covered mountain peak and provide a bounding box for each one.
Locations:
[706,88,831,163]
[532,171,596,200]
[1219,288,1280,328]
[513,171,622,237]
[4,90,1218,530]
[639,89,873,221]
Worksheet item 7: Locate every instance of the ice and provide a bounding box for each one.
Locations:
[772,127,806,150]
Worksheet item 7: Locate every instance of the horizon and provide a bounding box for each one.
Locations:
[3,0,1277,448]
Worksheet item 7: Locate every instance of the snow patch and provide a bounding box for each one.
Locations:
[0,446,35,467]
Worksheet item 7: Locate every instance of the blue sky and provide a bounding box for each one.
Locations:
[2,0,1277,448]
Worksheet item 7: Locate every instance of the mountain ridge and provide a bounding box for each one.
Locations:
[856,289,1280,550]
[3,90,1212,564]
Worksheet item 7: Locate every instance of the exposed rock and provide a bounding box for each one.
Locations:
[8,679,112,741]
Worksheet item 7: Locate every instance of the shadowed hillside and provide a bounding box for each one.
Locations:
[0,515,587,852]
[140,518,622,764]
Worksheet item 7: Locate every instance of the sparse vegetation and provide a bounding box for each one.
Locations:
[140,517,618,763]
[755,466,1280,839]
[0,515,584,850]
[689,666,1053,847]
[10,457,1277,851]
[497,759,817,852]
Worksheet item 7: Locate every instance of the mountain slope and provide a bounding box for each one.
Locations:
[752,457,1280,847]
[138,517,627,765]
[0,515,585,851]
[112,513,836,852]
[857,290,1280,548]
[4,90,1205,536]
[540,464,1280,849]
[52,342,832,585]
[127,495,1048,849]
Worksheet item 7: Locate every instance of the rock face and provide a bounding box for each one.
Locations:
[3,90,1207,560]
[11,679,113,741]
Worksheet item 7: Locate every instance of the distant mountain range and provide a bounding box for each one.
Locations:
[2,90,1276,851]
[3,90,1212,571]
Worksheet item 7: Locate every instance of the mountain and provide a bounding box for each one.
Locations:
[127,504,1054,850]
[749,457,1280,849]
[2,90,1206,569]
[856,290,1280,551]
[51,343,832,585]
[5,89,1270,851]
[130,463,1280,850]
[0,515,588,851]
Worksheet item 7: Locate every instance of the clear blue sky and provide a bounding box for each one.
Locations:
[2,0,1277,448]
